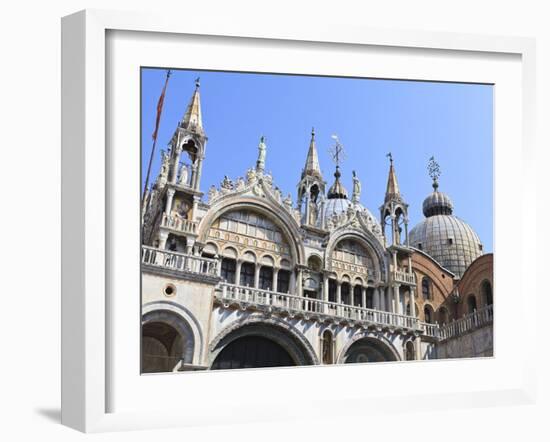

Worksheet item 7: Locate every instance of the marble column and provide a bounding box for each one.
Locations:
[171,149,181,185]
[273,268,279,293]
[336,281,342,304]
[190,163,198,189]
[304,195,310,225]
[194,156,204,191]
[290,270,296,294]
[254,263,260,289]
[410,288,416,318]
[361,286,367,309]
[296,268,303,296]
[165,188,176,215]
[373,287,379,310]
[379,287,385,311]
[323,275,329,302]
[158,231,169,250]
[393,285,400,314]
[235,260,242,286]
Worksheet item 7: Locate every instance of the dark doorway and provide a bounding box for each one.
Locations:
[211,335,295,370]
[142,322,183,373]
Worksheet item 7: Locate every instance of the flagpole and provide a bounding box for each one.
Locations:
[142,69,171,204]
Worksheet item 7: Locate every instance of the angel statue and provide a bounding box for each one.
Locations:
[256,135,267,173]
[352,170,361,203]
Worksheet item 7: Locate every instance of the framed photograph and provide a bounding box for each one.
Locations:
[61,9,537,432]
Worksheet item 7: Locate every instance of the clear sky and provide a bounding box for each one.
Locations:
[141,68,493,252]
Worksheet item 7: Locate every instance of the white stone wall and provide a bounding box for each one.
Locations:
[436,325,494,359]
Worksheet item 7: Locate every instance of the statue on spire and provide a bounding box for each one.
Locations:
[352,170,361,203]
[256,135,267,173]
[428,156,441,189]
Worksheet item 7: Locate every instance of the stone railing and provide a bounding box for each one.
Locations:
[391,269,416,285]
[419,305,493,340]
[141,246,219,277]
[439,305,493,340]
[215,283,419,330]
[160,213,198,235]
[419,321,440,339]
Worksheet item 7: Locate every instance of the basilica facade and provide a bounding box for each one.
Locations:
[140,80,494,373]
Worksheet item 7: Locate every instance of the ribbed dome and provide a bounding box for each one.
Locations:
[409,215,483,278]
[422,191,454,217]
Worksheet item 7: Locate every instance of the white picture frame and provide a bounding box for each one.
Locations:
[61,9,537,433]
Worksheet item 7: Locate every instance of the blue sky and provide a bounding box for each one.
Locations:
[141,68,493,252]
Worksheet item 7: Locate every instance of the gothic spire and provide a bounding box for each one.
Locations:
[384,152,401,203]
[181,77,203,133]
[302,128,323,180]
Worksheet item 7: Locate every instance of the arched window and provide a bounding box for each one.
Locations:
[422,277,431,300]
[259,266,273,290]
[467,295,477,314]
[328,279,337,303]
[277,270,290,293]
[354,286,363,307]
[221,258,236,283]
[240,262,255,287]
[322,330,333,364]
[310,184,320,203]
[424,305,433,324]
[341,283,351,305]
[307,255,322,272]
[482,280,493,306]
[405,341,415,361]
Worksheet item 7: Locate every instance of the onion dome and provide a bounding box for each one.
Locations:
[409,157,483,278]
[422,186,454,217]
[327,166,348,199]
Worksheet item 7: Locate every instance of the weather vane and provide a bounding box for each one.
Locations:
[386,152,393,163]
[428,156,441,188]
[195,76,200,87]
[329,134,346,167]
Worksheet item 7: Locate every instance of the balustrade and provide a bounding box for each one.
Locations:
[141,246,218,276]
[142,245,492,339]
[391,269,416,284]
[161,213,198,234]
[216,282,420,330]
[437,305,493,340]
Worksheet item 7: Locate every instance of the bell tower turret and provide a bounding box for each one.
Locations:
[380,153,409,247]
[143,78,208,254]
[297,128,326,227]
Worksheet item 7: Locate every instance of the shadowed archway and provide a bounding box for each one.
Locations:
[209,319,317,369]
[341,337,399,364]
[211,335,295,369]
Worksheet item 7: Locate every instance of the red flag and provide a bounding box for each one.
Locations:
[151,70,171,141]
